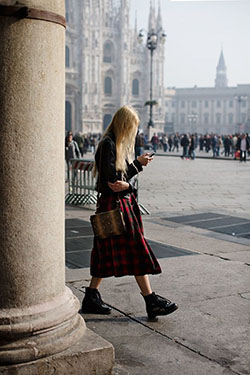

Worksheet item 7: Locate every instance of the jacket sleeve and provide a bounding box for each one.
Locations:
[126,159,143,181]
[98,138,118,184]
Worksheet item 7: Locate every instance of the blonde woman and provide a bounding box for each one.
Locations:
[81,106,178,320]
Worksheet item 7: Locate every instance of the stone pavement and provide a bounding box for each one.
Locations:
[66,155,250,375]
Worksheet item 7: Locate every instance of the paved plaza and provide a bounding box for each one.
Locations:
[66,155,250,375]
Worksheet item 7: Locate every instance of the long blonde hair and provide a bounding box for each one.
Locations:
[101,105,140,173]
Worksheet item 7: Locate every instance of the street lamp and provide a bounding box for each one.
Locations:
[138,28,166,128]
[187,113,198,133]
[234,95,247,133]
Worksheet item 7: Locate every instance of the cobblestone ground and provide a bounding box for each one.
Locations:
[138,156,250,217]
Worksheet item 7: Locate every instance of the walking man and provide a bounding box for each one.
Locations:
[237,134,250,162]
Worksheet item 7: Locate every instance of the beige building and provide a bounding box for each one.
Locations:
[65,0,166,135]
[165,51,250,135]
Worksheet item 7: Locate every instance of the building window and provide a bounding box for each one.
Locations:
[241,113,246,123]
[66,11,69,23]
[242,100,247,108]
[165,101,168,107]
[181,101,185,108]
[192,101,197,108]
[171,113,175,123]
[229,100,233,108]
[132,79,139,96]
[65,46,70,67]
[104,77,112,95]
[204,113,209,124]
[228,113,233,124]
[65,0,69,22]
[103,42,113,63]
[217,100,221,108]
[204,100,209,108]
[172,101,175,108]
[65,101,72,131]
[216,113,221,124]
[103,114,112,130]
[180,114,185,124]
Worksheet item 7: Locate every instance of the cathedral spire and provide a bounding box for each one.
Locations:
[134,10,137,34]
[215,49,228,88]
[148,0,156,31]
[157,0,162,29]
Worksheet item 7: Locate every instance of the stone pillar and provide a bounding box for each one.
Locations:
[0,1,114,373]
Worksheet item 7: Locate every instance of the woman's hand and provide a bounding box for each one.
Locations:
[137,153,154,166]
[108,180,129,192]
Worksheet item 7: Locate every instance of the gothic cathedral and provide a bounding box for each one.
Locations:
[65,0,165,135]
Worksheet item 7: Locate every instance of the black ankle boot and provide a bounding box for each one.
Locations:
[81,287,111,314]
[143,292,178,320]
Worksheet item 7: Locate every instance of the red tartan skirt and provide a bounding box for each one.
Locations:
[90,193,162,278]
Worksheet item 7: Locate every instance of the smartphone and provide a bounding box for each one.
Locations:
[149,152,155,157]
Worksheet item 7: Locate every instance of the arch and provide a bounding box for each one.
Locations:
[132,79,139,96]
[103,41,114,63]
[65,101,72,131]
[104,76,112,95]
[103,114,112,130]
[65,46,70,67]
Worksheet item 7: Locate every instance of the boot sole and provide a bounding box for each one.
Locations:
[79,308,111,315]
[147,304,178,320]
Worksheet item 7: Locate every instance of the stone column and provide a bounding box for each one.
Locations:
[0,0,86,367]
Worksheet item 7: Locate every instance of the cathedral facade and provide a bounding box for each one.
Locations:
[165,50,250,135]
[65,0,166,135]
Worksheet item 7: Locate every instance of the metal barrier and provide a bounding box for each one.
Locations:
[135,178,150,215]
[65,159,97,206]
[65,158,150,214]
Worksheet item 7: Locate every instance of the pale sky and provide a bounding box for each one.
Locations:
[130,0,250,88]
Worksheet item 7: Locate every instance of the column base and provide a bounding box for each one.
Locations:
[0,328,114,375]
[0,288,85,364]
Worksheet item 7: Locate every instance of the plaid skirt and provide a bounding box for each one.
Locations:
[90,193,162,278]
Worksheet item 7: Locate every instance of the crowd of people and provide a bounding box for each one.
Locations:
[65,130,250,169]
[136,132,250,162]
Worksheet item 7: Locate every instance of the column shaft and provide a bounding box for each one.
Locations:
[0,0,85,365]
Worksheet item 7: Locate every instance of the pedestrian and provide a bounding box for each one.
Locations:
[135,130,145,158]
[205,135,211,153]
[218,136,223,156]
[65,131,81,182]
[161,134,168,152]
[81,105,178,320]
[236,134,250,162]
[168,135,173,152]
[73,132,85,157]
[211,135,217,158]
[224,135,231,157]
[232,134,238,158]
[181,134,189,159]
[188,134,196,160]
[151,133,159,153]
[199,135,204,151]
[173,134,179,152]
[247,133,250,156]
[90,136,96,154]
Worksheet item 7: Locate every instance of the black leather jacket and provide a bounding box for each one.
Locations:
[95,132,143,196]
